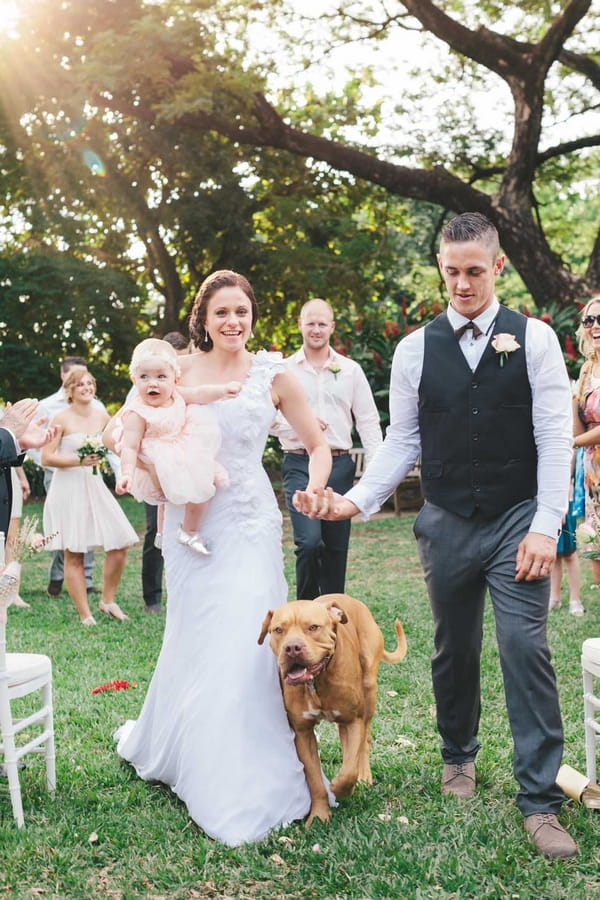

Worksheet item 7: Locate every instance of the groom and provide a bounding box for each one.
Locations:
[294,213,576,859]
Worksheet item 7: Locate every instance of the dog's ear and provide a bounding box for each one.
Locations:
[257,610,274,645]
[324,601,348,625]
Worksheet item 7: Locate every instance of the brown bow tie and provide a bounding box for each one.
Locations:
[454,321,483,340]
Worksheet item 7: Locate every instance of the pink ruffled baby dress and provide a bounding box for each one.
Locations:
[117,391,227,506]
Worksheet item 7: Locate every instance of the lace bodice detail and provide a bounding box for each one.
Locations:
[215,350,284,475]
[211,351,284,532]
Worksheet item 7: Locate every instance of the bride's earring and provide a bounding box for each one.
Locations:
[250,330,254,339]
[203,329,209,344]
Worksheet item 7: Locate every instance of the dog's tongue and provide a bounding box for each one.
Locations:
[285,667,312,685]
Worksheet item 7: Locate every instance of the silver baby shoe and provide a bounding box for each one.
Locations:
[176,526,211,556]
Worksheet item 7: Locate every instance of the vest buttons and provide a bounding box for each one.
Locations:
[472,382,479,389]
[472,433,479,441]
[474,486,481,492]
[473,459,480,467]
[472,408,479,415]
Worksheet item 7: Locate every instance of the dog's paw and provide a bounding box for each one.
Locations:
[330,774,358,799]
[305,804,331,827]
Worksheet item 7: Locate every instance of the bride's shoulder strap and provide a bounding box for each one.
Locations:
[253,349,286,381]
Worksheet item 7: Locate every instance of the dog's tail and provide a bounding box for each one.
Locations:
[382,620,407,664]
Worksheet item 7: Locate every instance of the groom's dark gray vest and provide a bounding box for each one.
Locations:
[418,305,537,519]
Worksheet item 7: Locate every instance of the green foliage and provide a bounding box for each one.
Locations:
[332,297,441,430]
[22,459,45,499]
[519,299,587,381]
[0,0,598,378]
[0,251,141,401]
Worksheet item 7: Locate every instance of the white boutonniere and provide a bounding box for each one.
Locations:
[491,333,520,367]
[326,362,341,380]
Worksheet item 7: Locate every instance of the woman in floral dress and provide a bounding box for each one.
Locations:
[574,294,600,588]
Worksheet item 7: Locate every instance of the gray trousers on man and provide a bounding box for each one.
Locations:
[413,497,565,816]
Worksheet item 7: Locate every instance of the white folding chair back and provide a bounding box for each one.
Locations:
[582,637,600,783]
[0,566,55,826]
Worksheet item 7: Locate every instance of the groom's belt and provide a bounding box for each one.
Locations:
[284,449,350,457]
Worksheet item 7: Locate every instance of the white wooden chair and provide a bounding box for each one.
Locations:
[582,637,600,783]
[349,447,366,480]
[0,564,55,826]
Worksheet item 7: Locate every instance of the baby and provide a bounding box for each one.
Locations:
[115,338,240,555]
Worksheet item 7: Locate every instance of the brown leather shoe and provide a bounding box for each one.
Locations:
[441,762,476,799]
[524,814,578,858]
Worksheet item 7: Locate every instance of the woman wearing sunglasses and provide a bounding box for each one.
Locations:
[574,294,600,592]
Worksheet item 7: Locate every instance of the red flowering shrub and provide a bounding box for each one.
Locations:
[519,300,586,379]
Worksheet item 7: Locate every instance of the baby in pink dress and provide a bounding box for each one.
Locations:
[115,339,240,555]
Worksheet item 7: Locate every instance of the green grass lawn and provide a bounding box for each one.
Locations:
[2,498,599,899]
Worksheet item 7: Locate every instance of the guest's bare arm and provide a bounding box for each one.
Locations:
[573,396,600,446]
[102,413,121,452]
[272,370,331,504]
[40,417,68,468]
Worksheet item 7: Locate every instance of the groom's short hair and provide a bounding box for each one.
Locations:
[441,213,499,258]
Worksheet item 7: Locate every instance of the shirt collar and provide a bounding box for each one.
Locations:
[447,298,500,334]
[296,346,337,367]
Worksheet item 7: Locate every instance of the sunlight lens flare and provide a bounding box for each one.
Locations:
[0,0,22,37]
[81,148,106,177]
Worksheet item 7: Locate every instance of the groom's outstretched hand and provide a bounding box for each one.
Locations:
[293,486,359,521]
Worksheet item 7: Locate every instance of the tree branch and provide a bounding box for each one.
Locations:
[537,134,600,165]
[559,48,600,89]
[537,0,593,69]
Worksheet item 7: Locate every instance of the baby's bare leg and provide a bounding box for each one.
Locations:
[145,462,162,493]
[183,501,209,534]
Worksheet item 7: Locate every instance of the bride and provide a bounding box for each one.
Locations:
[115,270,332,846]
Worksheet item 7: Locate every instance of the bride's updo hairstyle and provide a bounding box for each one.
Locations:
[63,365,96,403]
[189,270,259,351]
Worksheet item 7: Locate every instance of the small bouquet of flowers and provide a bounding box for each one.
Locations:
[1,516,56,622]
[77,435,110,475]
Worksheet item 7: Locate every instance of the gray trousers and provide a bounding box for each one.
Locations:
[413,498,565,816]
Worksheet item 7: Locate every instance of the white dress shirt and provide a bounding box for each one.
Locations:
[273,347,383,463]
[347,299,573,538]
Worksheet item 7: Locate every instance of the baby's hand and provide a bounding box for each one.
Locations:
[223,381,242,398]
[116,475,131,496]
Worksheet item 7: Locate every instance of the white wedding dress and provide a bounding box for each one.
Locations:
[116,352,312,845]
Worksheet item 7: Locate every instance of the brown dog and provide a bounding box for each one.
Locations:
[258,593,407,826]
